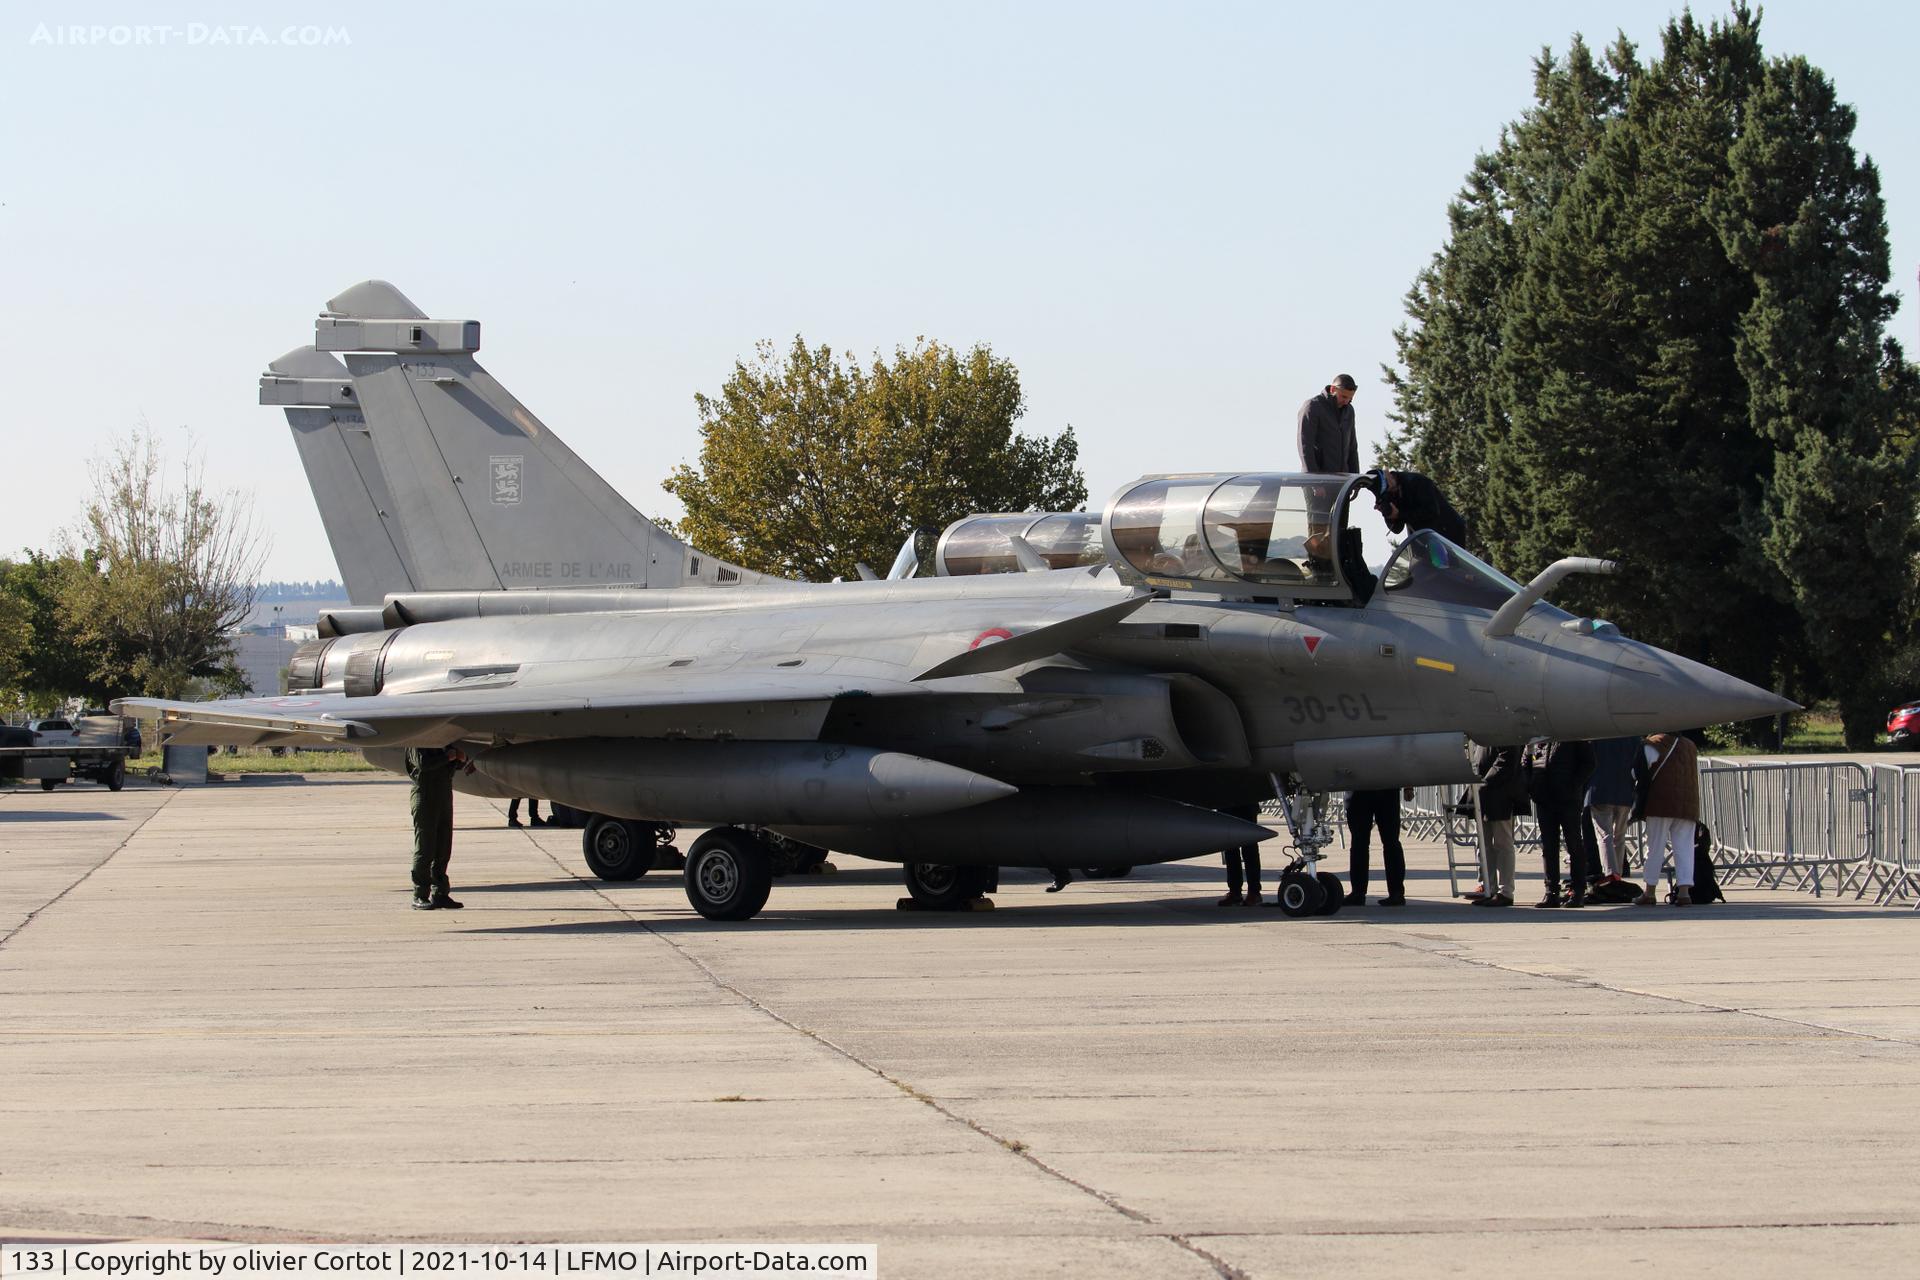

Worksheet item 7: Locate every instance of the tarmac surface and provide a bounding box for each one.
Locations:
[2,773,1916,1278]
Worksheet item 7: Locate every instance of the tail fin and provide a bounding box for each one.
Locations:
[310,281,782,591]
[260,345,420,604]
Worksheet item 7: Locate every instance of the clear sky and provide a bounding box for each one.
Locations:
[3,1,1914,581]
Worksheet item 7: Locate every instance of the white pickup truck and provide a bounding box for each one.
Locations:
[1,717,135,790]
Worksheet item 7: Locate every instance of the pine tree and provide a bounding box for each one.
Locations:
[1715,55,1920,740]
[1387,4,1920,743]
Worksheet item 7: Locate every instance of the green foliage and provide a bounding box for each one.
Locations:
[0,551,124,712]
[58,428,266,700]
[665,337,1086,581]
[1387,4,1920,746]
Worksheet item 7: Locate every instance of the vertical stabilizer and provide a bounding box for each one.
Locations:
[260,346,419,603]
[314,281,782,591]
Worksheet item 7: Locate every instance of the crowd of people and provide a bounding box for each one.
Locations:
[1219,728,1709,911]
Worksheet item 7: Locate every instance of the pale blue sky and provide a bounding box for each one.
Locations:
[3,1,1914,580]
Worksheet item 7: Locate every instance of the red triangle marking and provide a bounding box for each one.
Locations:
[1302,635,1322,656]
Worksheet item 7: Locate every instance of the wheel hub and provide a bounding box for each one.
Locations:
[696,850,739,901]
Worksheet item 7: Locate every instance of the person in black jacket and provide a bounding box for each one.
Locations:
[1470,743,1527,907]
[1524,738,1596,907]
[1345,786,1411,906]
[1363,469,1468,547]
[1297,375,1360,474]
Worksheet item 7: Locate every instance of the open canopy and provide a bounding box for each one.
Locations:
[1101,473,1375,602]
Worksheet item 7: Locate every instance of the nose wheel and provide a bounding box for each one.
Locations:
[1269,774,1343,919]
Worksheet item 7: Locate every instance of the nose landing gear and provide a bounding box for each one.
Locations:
[1272,776,1342,918]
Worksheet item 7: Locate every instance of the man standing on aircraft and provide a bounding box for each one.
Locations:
[1344,787,1411,906]
[408,745,470,910]
[1297,374,1360,474]
[1364,468,1468,547]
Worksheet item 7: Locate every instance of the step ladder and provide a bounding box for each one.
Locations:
[1442,782,1487,897]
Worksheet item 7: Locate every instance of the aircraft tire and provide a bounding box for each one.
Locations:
[685,828,774,921]
[903,862,991,910]
[1277,871,1323,918]
[40,778,60,792]
[1315,871,1344,914]
[583,815,655,882]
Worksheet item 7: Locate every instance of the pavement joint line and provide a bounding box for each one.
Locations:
[510,838,1262,1277]
[0,790,181,951]
[1370,927,1920,1049]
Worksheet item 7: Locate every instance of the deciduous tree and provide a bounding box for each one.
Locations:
[666,338,1085,581]
[58,428,267,700]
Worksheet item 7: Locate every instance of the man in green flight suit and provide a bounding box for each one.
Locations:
[408,744,471,910]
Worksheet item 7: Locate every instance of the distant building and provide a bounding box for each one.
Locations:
[231,630,304,696]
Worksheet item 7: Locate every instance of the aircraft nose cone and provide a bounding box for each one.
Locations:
[1605,643,1798,733]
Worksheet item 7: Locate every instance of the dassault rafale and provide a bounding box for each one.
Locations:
[117,283,1793,921]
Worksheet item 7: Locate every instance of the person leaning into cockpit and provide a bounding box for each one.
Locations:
[1363,468,1468,547]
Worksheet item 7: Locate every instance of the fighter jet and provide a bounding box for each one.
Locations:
[119,285,1795,922]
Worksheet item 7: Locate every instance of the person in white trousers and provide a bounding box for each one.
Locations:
[1634,732,1701,907]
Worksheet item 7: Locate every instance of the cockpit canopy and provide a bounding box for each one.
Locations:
[1379,530,1534,612]
[934,474,1520,611]
[935,511,1106,577]
[1103,473,1371,602]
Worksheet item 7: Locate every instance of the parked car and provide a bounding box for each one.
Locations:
[27,718,75,748]
[1890,699,1920,750]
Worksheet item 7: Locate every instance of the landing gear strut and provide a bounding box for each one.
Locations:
[1272,775,1342,919]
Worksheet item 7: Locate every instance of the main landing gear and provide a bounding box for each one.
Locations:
[678,828,840,919]
[582,815,679,882]
[1272,776,1343,919]
[900,862,997,911]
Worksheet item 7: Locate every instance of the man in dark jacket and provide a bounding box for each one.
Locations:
[1470,743,1527,907]
[1583,735,1640,892]
[1525,739,1596,907]
[1297,374,1360,474]
[1345,786,1411,906]
[1364,469,1468,547]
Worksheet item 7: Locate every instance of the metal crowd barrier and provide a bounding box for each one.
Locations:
[1696,759,1872,895]
[1264,757,1919,905]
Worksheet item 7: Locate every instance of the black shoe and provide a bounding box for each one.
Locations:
[411,896,437,911]
[506,818,523,828]
[1565,893,1588,908]
[430,893,464,910]
[1377,895,1406,906]
[530,816,547,828]
[1341,892,1366,907]
[1534,893,1563,909]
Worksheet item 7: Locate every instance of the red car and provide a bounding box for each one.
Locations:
[1891,699,1920,749]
